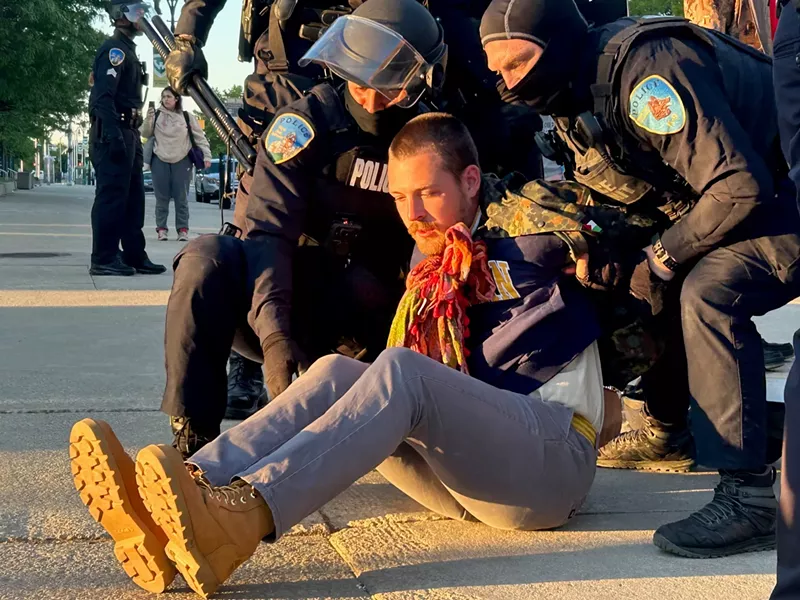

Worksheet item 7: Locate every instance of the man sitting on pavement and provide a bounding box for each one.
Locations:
[68,113,622,597]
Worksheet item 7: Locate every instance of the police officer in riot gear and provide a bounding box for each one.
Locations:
[163,0,447,456]
[165,0,338,420]
[481,0,800,558]
[165,0,545,420]
[89,1,166,276]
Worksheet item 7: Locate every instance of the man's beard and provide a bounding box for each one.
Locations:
[408,222,447,256]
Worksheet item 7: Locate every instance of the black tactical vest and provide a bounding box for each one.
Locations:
[554,17,773,217]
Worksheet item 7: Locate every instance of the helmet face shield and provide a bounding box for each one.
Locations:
[299,15,432,108]
[116,2,152,23]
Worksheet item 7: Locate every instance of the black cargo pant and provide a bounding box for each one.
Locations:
[771,5,800,598]
[638,200,800,471]
[160,234,401,429]
[89,125,147,266]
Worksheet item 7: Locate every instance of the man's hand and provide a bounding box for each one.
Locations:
[204,160,211,169]
[629,253,671,315]
[165,35,208,96]
[262,334,310,399]
[574,239,626,292]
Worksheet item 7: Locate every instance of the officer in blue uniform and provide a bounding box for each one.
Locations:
[481,0,800,559]
[165,0,545,418]
[771,1,800,597]
[162,0,447,457]
[89,1,165,276]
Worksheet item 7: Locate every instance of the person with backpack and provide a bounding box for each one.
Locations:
[141,87,212,242]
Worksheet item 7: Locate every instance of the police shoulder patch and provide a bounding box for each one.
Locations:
[109,48,125,67]
[628,75,686,136]
[264,113,315,165]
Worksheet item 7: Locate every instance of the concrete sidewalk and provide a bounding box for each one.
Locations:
[0,185,792,599]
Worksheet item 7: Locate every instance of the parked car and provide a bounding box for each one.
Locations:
[143,170,154,193]
[194,158,239,208]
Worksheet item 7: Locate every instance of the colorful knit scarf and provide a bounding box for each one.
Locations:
[387,223,496,373]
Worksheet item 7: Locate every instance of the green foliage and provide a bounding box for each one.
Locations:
[194,85,244,158]
[628,0,684,16]
[0,0,106,161]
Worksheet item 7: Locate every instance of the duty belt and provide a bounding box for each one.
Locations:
[118,109,143,129]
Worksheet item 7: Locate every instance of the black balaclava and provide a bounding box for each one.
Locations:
[344,86,412,140]
[480,0,589,115]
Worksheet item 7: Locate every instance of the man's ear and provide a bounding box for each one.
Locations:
[462,164,481,198]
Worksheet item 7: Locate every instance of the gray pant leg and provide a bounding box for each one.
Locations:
[193,348,596,539]
[189,355,369,485]
[191,355,471,521]
[170,156,192,231]
[377,442,474,521]
[151,156,171,230]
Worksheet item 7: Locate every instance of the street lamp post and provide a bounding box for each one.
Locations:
[165,0,179,32]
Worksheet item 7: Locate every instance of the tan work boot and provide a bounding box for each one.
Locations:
[135,444,274,598]
[69,419,176,593]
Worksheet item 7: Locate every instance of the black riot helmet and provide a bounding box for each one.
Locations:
[299,0,448,108]
[480,0,589,114]
[106,1,152,25]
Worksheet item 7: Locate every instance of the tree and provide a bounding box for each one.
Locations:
[195,85,244,158]
[0,0,106,166]
[628,0,685,15]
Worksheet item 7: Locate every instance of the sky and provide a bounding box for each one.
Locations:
[99,2,254,109]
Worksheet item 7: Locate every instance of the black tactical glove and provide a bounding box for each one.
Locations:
[575,240,626,292]
[262,333,310,400]
[165,35,208,96]
[107,134,127,162]
[629,254,671,316]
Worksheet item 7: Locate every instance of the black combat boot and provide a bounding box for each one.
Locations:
[170,416,220,459]
[89,257,135,276]
[763,338,794,370]
[224,352,268,420]
[654,468,777,558]
[597,412,695,472]
[124,255,167,275]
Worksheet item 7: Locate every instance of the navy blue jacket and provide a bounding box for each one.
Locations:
[411,227,600,394]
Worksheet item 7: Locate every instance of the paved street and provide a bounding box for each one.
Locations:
[0,185,795,599]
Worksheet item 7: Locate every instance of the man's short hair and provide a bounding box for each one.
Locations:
[389,113,480,178]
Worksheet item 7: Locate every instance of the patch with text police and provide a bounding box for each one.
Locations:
[628,75,686,135]
[265,113,315,165]
[347,156,390,193]
[109,48,125,67]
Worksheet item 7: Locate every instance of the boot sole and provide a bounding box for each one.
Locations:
[133,267,168,275]
[89,268,135,276]
[136,445,221,598]
[653,531,776,558]
[596,458,695,473]
[69,419,176,593]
